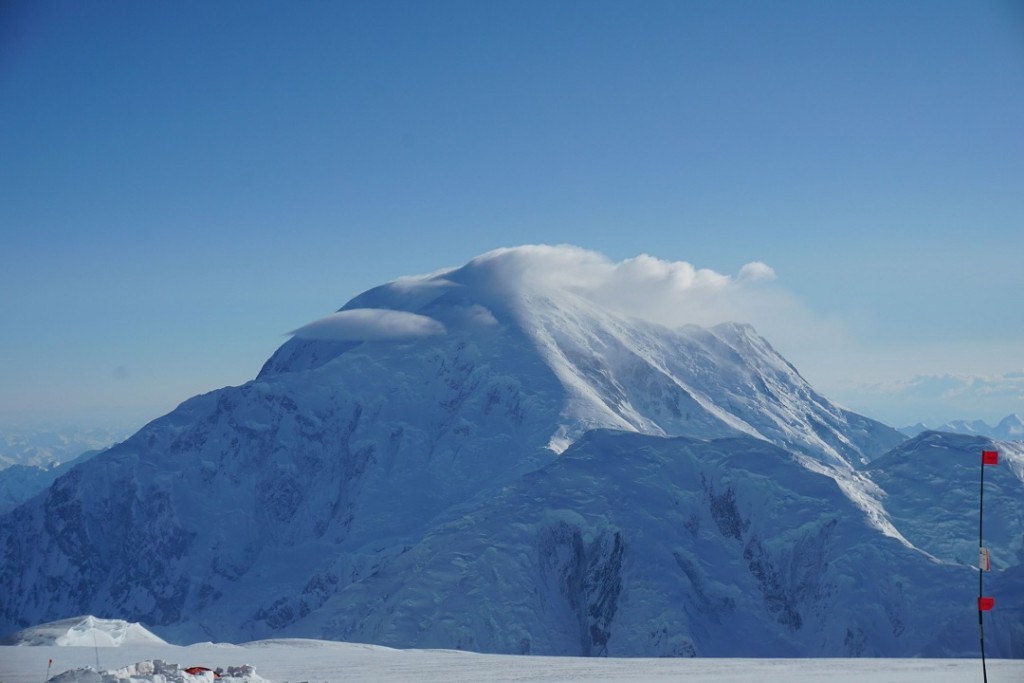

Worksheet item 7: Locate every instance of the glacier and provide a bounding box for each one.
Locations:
[0,246,1020,657]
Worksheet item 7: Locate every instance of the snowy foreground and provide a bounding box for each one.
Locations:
[2,640,1022,683]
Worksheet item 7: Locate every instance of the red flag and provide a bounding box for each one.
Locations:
[978,596,995,611]
[982,450,998,465]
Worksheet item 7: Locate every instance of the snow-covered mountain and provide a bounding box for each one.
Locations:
[898,414,1024,440]
[0,246,1019,657]
[287,430,985,657]
[0,615,166,647]
[866,433,1024,569]
[993,414,1024,440]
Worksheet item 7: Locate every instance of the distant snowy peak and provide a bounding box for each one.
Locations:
[995,413,1024,439]
[1,615,166,647]
[942,419,992,435]
[897,422,931,438]
[899,414,1024,441]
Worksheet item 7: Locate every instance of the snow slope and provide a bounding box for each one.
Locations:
[1,616,166,647]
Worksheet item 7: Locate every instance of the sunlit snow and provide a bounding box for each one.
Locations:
[2,640,1022,683]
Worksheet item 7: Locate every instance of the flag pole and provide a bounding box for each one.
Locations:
[978,451,987,683]
[977,450,998,683]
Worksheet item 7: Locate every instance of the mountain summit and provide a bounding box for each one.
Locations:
[0,246,1019,656]
[264,246,902,466]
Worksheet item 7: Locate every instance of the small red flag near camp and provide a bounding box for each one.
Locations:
[982,450,998,465]
[978,596,995,611]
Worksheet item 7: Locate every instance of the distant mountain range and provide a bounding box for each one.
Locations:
[0,424,130,470]
[898,414,1024,440]
[0,425,130,514]
[0,448,109,515]
[1,246,1021,657]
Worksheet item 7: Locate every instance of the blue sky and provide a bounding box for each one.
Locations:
[1,0,1022,429]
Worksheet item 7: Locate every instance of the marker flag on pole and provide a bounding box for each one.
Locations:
[982,450,998,465]
[979,547,991,572]
[978,597,995,611]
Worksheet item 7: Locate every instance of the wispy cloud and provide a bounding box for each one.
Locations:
[290,309,446,341]
[831,371,1024,425]
[287,246,798,344]
[858,372,1024,402]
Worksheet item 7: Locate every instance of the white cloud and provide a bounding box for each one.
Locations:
[860,373,1023,400]
[290,309,446,341]
[292,244,789,345]
[467,244,791,331]
[737,261,776,282]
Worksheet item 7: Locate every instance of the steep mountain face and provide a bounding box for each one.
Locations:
[293,431,977,657]
[1,247,1014,656]
[0,313,564,639]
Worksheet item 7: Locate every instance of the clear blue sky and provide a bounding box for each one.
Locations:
[2,0,1022,429]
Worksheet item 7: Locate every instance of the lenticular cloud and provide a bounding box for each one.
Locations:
[290,308,446,341]
[466,244,782,329]
[289,245,809,352]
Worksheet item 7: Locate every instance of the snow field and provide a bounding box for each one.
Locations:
[2,642,1023,683]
